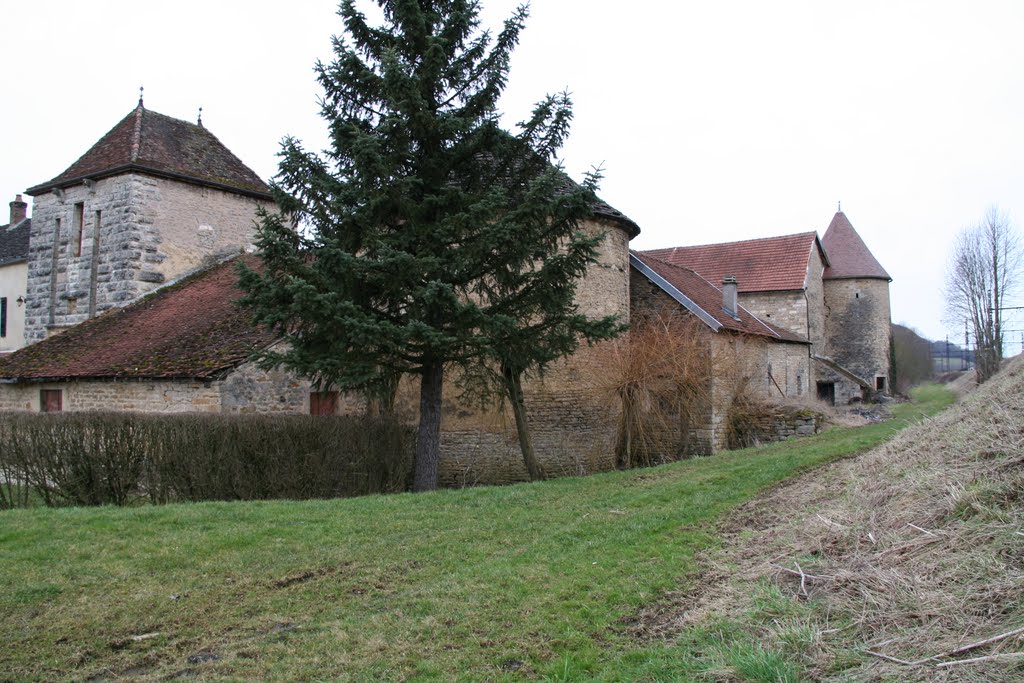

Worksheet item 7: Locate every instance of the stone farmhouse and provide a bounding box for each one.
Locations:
[0,195,30,354]
[0,103,891,484]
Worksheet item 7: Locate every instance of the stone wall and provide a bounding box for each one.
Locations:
[574,217,632,320]
[727,405,823,448]
[426,216,633,485]
[0,379,223,413]
[25,174,272,343]
[823,277,892,403]
[0,260,27,353]
[739,290,807,340]
[805,246,827,353]
[434,347,621,486]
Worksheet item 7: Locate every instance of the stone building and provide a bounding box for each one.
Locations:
[630,251,811,452]
[641,210,892,405]
[21,97,274,344]
[0,195,31,353]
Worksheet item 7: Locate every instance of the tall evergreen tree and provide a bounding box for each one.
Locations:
[238,0,616,491]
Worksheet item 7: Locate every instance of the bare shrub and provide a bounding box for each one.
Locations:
[597,314,714,467]
[0,412,415,508]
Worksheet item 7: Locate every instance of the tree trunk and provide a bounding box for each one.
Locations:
[413,360,444,492]
[503,365,545,481]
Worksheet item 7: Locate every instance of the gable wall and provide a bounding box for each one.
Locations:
[0,261,27,352]
[738,290,807,339]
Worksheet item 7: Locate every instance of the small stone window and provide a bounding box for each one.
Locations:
[310,391,338,416]
[796,373,803,396]
[876,376,886,391]
[40,389,63,413]
[73,202,85,257]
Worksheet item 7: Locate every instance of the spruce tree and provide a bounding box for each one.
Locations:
[238,0,618,491]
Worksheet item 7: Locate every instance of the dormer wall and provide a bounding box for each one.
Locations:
[25,173,273,343]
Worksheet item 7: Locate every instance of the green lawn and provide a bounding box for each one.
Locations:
[0,387,954,681]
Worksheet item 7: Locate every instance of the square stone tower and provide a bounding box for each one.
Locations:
[23,97,275,343]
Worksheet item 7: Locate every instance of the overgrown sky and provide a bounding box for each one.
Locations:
[3,0,1022,343]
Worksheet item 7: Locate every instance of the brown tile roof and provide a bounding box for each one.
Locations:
[630,252,808,343]
[26,103,272,199]
[0,257,275,382]
[641,232,827,293]
[821,211,891,281]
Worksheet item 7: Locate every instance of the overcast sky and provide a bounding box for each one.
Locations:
[3,1,1023,344]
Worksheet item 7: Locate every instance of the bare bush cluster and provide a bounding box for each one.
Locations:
[597,315,714,468]
[0,412,414,508]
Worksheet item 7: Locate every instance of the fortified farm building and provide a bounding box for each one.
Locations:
[0,104,890,484]
[642,216,892,407]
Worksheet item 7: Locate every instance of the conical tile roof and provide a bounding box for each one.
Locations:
[821,212,890,281]
[27,101,271,199]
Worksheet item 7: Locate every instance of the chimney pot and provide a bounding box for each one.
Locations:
[9,194,27,226]
[722,275,738,318]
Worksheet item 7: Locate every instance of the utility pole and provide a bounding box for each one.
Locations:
[945,335,950,372]
[964,320,970,371]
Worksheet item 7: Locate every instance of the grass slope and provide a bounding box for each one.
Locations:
[634,362,1024,682]
[0,387,952,682]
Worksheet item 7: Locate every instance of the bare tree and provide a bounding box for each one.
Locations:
[944,207,1022,382]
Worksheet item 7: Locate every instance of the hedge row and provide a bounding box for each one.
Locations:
[0,412,414,508]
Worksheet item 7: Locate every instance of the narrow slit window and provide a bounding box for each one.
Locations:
[73,202,85,257]
[0,297,7,338]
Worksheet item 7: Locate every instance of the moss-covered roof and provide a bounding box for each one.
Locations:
[0,256,275,383]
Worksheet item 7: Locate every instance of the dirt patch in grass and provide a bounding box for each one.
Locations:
[271,562,351,589]
[634,366,1024,681]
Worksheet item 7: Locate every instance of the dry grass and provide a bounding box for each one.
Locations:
[635,360,1024,681]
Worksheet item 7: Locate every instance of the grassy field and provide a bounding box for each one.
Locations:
[0,387,954,682]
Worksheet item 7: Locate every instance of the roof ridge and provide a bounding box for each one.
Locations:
[646,230,818,252]
[131,101,144,163]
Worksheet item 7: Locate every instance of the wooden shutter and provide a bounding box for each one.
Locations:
[310,391,338,416]
[40,389,63,413]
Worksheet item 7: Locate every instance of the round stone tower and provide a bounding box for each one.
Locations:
[820,211,892,404]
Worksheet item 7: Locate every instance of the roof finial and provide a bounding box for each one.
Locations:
[197,106,203,127]
[838,200,841,213]
[138,85,144,108]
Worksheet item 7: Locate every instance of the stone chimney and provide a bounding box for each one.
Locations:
[9,194,27,225]
[722,275,738,318]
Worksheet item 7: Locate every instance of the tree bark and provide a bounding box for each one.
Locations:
[503,365,545,481]
[413,360,444,492]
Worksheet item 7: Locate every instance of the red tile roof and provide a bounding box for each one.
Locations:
[631,252,807,343]
[641,232,826,293]
[0,257,274,382]
[26,103,272,199]
[821,212,891,281]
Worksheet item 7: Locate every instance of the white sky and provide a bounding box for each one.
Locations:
[3,0,1023,344]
